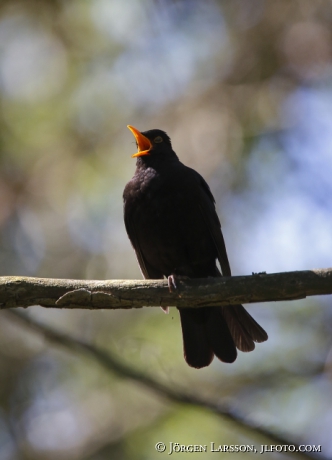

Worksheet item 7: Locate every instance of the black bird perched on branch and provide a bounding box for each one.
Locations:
[123,126,267,368]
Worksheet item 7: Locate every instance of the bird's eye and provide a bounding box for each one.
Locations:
[154,136,163,143]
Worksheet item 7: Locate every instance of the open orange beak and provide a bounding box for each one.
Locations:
[127,125,152,157]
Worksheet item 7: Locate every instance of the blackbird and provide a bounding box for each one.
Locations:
[123,125,267,368]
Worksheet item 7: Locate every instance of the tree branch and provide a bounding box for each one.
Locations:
[0,268,331,310]
[5,310,325,460]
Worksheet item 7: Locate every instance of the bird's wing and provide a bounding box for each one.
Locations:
[190,170,232,277]
[188,169,268,348]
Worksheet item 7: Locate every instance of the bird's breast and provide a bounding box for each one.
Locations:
[124,167,217,276]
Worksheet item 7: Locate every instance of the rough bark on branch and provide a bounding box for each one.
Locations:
[0,268,331,310]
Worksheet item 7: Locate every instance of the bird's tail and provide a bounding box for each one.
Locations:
[222,304,268,352]
[179,305,267,369]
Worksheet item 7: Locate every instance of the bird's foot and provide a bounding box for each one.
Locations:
[167,274,189,293]
[168,275,177,292]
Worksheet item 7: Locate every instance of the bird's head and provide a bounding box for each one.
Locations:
[127,125,173,160]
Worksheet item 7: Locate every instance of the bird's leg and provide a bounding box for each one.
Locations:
[168,274,177,292]
[160,275,180,314]
[167,274,189,293]
[164,275,190,313]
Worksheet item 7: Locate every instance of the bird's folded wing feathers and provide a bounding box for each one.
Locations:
[193,173,232,277]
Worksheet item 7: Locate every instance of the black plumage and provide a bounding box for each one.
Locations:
[123,126,267,368]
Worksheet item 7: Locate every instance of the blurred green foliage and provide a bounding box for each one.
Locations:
[1,0,332,458]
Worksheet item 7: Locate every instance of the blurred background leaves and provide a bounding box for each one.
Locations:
[0,0,332,458]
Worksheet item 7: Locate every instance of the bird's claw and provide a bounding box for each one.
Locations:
[168,275,177,293]
[167,274,189,293]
